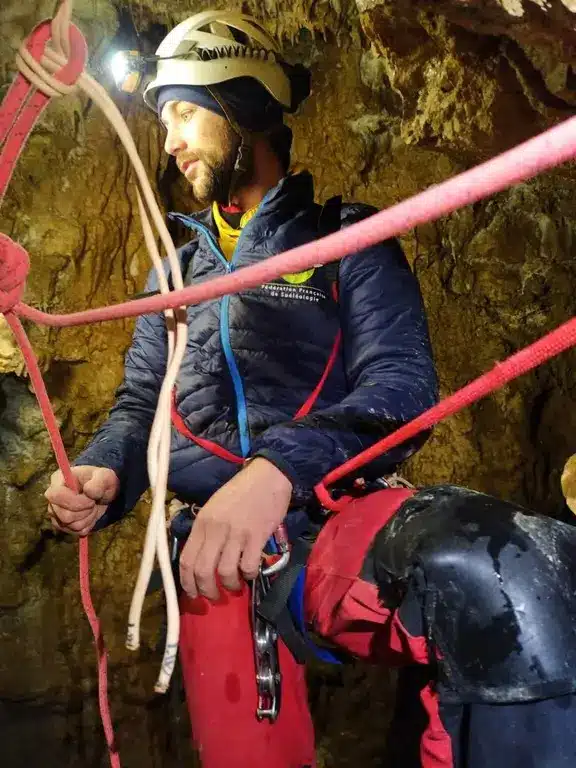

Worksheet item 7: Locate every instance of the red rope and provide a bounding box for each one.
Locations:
[9,108,576,327]
[0,22,87,202]
[0,23,119,768]
[6,311,119,765]
[315,315,576,511]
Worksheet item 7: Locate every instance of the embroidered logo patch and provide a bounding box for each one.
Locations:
[281,268,316,285]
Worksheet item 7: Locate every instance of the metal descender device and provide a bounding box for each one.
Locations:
[251,523,290,722]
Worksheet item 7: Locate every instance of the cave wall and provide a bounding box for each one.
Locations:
[1,0,576,766]
[351,0,576,510]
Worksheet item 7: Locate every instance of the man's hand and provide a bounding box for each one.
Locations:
[180,458,293,600]
[45,466,120,536]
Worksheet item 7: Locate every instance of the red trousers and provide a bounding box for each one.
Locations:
[179,489,449,767]
[180,588,315,767]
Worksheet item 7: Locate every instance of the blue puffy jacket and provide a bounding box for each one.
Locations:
[76,172,438,532]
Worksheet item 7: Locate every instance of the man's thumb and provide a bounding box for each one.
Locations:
[82,468,119,503]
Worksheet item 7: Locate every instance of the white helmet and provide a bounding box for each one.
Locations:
[143,10,293,113]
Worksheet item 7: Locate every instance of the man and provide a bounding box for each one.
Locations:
[45,11,576,768]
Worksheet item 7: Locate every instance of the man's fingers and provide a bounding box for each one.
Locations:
[44,466,117,539]
[49,511,94,537]
[47,467,118,505]
[191,522,230,600]
[50,465,95,489]
[240,535,266,581]
[217,529,248,593]
[179,520,207,599]
[50,516,65,534]
[44,486,95,512]
[50,469,64,485]
[48,502,95,526]
[70,466,100,485]
[49,503,96,529]
[58,511,96,533]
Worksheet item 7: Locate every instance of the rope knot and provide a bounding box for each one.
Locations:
[15,13,87,102]
[0,233,30,314]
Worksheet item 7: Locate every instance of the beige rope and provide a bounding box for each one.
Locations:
[16,0,186,693]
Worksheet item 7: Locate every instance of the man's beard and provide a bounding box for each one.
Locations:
[189,150,235,206]
[186,132,258,206]
[186,130,248,206]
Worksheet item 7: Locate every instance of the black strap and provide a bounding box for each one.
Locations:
[257,538,315,664]
[129,288,160,300]
[318,195,343,239]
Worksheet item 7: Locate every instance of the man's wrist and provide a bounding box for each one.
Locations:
[243,456,293,492]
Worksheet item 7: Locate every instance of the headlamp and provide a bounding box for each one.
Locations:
[109,50,155,94]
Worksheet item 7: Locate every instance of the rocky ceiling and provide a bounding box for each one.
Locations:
[1,0,576,766]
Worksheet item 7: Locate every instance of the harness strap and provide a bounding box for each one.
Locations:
[257,539,312,663]
[294,194,342,420]
[318,195,343,242]
[171,317,342,454]
[257,537,342,664]
[294,329,342,419]
[170,390,244,465]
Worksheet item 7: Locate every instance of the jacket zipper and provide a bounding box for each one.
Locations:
[168,214,251,458]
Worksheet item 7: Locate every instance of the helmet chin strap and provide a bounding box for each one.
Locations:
[207,86,255,207]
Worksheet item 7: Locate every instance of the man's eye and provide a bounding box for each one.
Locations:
[181,111,194,123]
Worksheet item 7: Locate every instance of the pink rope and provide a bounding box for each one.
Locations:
[8,111,576,326]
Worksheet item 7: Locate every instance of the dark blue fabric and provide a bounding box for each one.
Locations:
[440,696,576,767]
[157,85,226,119]
[76,172,438,533]
[212,77,284,130]
[288,569,341,664]
[465,696,576,767]
[156,77,285,131]
[385,669,576,767]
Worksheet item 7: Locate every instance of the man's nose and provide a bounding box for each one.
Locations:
[165,126,186,156]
